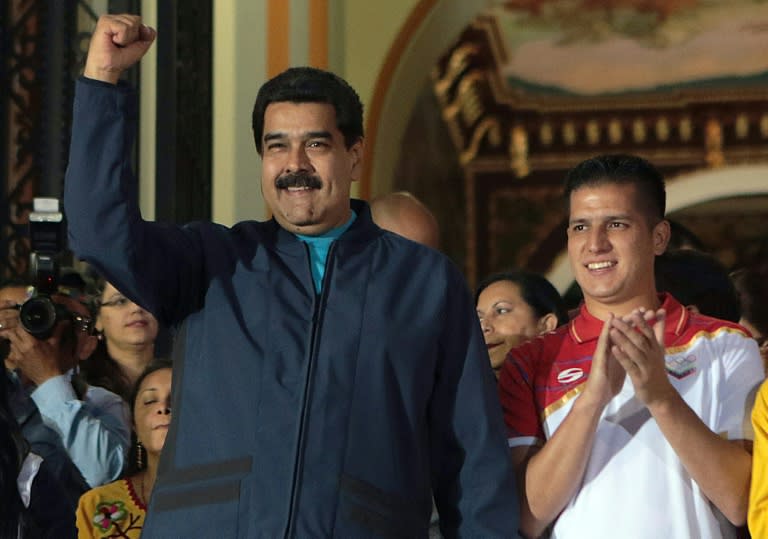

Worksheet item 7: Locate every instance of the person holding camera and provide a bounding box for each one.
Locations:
[0,283,131,491]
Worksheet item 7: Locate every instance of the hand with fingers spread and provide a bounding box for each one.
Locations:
[84,14,156,84]
[581,314,625,409]
[609,308,676,407]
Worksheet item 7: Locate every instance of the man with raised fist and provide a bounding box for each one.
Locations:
[64,14,519,538]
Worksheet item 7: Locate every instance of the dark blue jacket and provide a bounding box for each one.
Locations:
[64,78,519,538]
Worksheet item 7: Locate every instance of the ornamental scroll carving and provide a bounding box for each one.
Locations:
[433,43,502,167]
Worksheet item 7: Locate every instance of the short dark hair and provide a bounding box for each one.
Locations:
[655,249,740,322]
[475,270,569,327]
[252,67,364,155]
[564,154,666,224]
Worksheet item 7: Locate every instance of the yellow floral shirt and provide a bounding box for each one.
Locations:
[76,478,146,538]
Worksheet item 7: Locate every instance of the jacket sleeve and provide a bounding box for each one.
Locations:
[31,375,130,487]
[64,77,204,326]
[27,456,78,539]
[429,266,521,538]
[749,380,768,537]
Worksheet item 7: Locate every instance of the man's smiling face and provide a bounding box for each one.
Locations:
[567,181,669,315]
[260,101,362,236]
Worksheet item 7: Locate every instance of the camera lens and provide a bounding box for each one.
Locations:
[19,297,58,339]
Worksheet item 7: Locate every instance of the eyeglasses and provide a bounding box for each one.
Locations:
[99,296,132,309]
[71,313,94,333]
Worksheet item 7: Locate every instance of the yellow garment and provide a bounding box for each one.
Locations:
[76,478,146,538]
[750,380,768,537]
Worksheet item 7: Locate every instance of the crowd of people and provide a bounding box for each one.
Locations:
[2,12,768,539]
[0,275,167,538]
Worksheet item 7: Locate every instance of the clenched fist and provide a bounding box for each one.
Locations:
[84,14,156,84]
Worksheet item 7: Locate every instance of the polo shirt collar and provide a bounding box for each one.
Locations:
[569,292,687,344]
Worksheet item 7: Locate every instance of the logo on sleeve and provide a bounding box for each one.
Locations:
[666,354,697,379]
[557,368,585,384]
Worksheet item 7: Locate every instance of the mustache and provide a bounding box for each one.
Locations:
[275,173,322,190]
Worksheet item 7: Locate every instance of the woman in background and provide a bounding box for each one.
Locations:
[475,270,568,377]
[81,279,159,402]
[76,359,172,538]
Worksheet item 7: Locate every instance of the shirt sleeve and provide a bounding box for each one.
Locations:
[749,381,768,538]
[713,332,764,441]
[499,342,546,448]
[31,375,130,487]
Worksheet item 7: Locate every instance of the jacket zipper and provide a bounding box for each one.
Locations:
[283,241,337,538]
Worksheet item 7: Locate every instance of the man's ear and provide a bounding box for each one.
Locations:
[349,138,364,182]
[652,219,671,255]
[77,333,98,361]
[538,313,559,333]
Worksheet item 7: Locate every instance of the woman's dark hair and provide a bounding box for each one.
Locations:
[79,341,133,402]
[123,358,173,477]
[1,373,29,538]
[731,266,768,337]
[475,270,569,327]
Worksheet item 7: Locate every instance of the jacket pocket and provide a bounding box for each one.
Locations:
[339,474,428,539]
[143,456,253,539]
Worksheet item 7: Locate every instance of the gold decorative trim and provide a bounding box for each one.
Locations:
[705,118,725,168]
[665,327,750,355]
[509,125,530,177]
[542,384,585,421]
[460,117,502,166]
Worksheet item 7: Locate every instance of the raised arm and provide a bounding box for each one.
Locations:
[31,379,130,487]
[65,15,204,325]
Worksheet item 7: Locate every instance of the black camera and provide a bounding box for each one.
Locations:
[18,198,69,340]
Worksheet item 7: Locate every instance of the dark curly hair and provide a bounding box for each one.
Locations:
[252,67,364,155]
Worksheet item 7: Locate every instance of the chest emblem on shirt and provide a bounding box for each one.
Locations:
[557,367,585,384]
[666,354,697,379]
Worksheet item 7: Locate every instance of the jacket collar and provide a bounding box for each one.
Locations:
[268,199,382,255]
[569,292,688,344]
